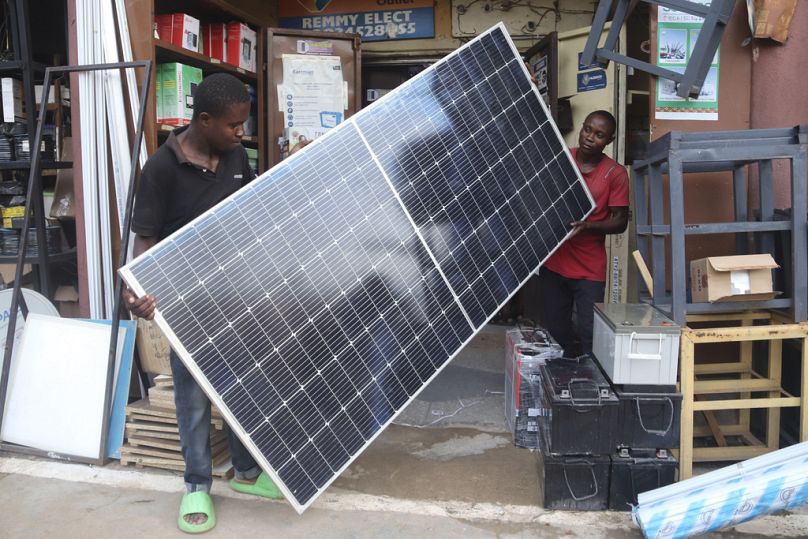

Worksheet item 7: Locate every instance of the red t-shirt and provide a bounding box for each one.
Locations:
[544,149,629,282]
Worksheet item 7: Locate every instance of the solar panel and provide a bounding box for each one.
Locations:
[120,23,594,513]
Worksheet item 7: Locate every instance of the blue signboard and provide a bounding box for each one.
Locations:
[578,52,600,71]
[577,70,608,92]
[280,0,435,42]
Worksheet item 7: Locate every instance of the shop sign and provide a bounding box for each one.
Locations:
[280,0,435,42]
[577,70,607,92]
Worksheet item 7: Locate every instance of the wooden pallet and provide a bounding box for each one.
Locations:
[126,399,224,429]
[127,432,226,453]
[120,454,233,478]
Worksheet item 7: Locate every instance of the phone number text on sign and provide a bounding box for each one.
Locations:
[281,7,435,42]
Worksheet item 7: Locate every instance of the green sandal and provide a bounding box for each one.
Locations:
[177,491,216,534]
[229,471,284,500]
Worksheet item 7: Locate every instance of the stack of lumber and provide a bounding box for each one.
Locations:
[120,375,233,478]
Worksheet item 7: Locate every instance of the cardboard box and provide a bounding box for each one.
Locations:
[1,78,23,122]
[155,64,163,122]
[50,137,74,219]
[136,318,172,375]
[226,22,257,72]
[690,254,780,303]
[155,14,173,41]
[160,63,203,126]
[2,206,25,228]
[54,285,80,318]
[171,13,200,52]
[202,23,227,62]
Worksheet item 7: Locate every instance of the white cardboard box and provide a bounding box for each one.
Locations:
[226,22,257,72]
[1,78,23,122]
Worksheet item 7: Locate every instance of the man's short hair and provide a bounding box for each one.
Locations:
[192,73,250,120]
[586,110,617,136]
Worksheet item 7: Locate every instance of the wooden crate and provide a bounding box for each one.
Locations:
[678,310,808,479]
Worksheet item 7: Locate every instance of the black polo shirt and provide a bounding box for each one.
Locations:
[132,126,255,240]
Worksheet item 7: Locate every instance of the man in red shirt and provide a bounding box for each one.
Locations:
[538,110,629,357]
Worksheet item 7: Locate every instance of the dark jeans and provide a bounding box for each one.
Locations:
[171,351,260,493]
[536,268,605,357]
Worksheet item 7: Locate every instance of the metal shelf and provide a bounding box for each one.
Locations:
[155,39,257,81]
[0,247,76,265]
[0,160,72,170]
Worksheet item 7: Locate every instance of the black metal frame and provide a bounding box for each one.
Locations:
[0,59,151,466]
[581,0,735,99]
[633,126,808,326]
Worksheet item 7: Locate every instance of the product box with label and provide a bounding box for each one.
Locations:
[155,13,200,52]
[202,23,227,62]
[592,303,681,386]
[172,13,200,52]
[1,206,24,228]
[690,254,779,303]
[226,22,256,72]
[1,78,23,123]
[160,63,203,126]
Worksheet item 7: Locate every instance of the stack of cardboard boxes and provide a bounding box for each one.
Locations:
[154,14,258,128]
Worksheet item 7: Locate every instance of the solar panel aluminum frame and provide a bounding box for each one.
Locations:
[119,22,594,514]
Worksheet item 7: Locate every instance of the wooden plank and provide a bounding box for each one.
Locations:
[120,444,184,462]
[693,396,801,411]
[803,334,808,442]
[686,311,771,323]
[127,433,226,452]
[127,412,177,425]
[767,338,783,452]
[124,420,179,434]
[684,324,808,343]
[153,374,173,388]
[126,399,175,417]
[694,362,754,374]
[694,378,783,394]
[125,427,180,440]
[679,332,695,480]
[121,455,233,478]
[692,445,769,462]
[632,249,654,298]
[126,399,224,428]
[692,424,748,437]
[694,394,726,446]
[121,439,227,461]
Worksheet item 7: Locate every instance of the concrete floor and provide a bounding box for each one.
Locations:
[1,325,808,538]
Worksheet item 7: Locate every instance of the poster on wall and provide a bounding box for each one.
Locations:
[532,55,549,105]
[279,54,345,157]
[655,1,719,121]
[279,0,435,42]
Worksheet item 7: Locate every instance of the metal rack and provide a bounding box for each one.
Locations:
[633,126,808,325]
[1,0,73,297]
[581,0,735,98]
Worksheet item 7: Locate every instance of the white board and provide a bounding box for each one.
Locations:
[0,314,124,459]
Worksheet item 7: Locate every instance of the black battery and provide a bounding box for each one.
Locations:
[538,356,619,455]
[614,387,682,450]
[537,451,611,511]
[608,447,677,510]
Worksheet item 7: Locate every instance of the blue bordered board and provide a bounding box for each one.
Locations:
[120,23,594,513]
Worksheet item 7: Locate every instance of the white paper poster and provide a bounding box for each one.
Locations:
[281,54,345,148]
[655,1,719,121]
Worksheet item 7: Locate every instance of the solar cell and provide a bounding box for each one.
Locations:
[120,23,593,513]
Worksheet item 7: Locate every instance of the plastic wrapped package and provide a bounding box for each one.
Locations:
[504,326,562,448]
[633,441,808,538]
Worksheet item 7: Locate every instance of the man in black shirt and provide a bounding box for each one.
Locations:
[124,73,280,534]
